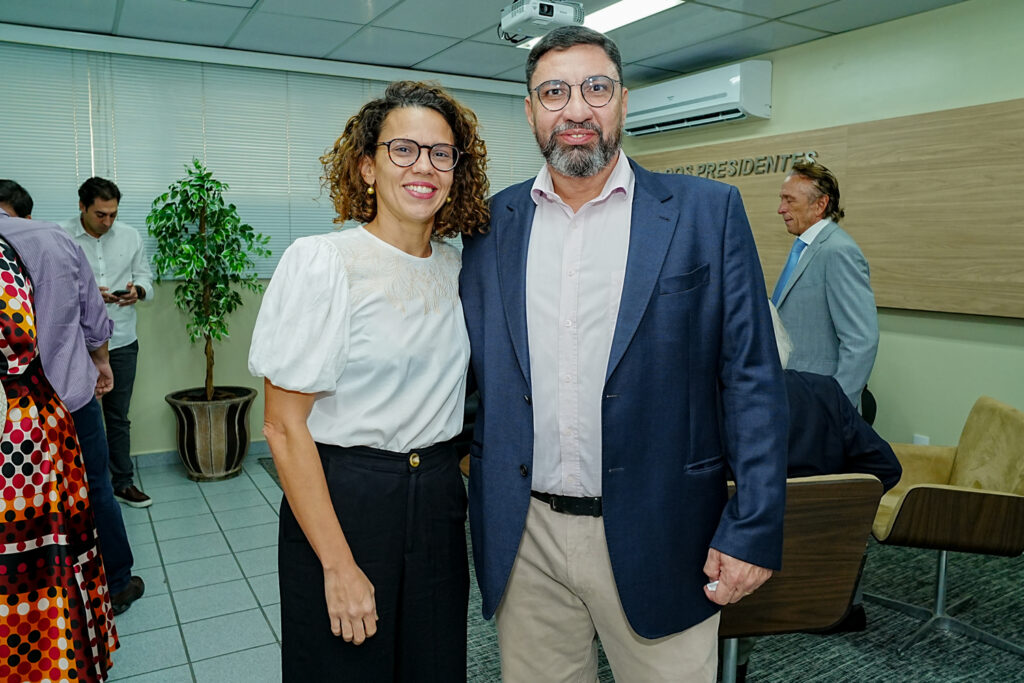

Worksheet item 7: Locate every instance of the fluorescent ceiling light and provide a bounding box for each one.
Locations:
[517,0,685,49]
[586,0,685,33]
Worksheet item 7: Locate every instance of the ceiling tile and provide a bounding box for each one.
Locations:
[230,13,360,58]
[637,20,827,74]
[690,0,835,19]
[0,0,118,33]
[328,27,457,67]
[610,3,765,62]
[783,0,966,33]
[193,0,257,8]
[0,0,967,89]
[257,0,403,24]
[469,22,525,48]
[371,0,499,39]
[493,65,533,86]
[414,41,528,79]
[621,63,683,89]
[117,0,248,46]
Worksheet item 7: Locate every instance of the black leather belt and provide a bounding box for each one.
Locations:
[530,491,602,517]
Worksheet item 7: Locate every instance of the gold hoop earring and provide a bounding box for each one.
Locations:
[367,186,375,196]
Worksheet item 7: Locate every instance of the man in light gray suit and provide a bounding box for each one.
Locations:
[771,161,878,409]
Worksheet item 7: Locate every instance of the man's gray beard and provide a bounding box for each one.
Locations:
[539,122,621,178]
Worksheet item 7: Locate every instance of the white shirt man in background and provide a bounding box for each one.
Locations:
[63,176,155,508]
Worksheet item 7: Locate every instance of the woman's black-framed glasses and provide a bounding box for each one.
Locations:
[531,75,621,112]
[376,139,460,172]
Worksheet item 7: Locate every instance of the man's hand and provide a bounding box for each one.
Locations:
[94,359,114,397]
[703,548,773,606]
[99,286,120,304]
[117,282,141,307]
[100,282,141,306]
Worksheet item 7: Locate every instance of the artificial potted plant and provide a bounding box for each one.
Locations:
[147,159,271,481]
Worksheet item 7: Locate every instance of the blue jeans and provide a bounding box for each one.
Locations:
[104,340,139,490]
[73,397,134,594]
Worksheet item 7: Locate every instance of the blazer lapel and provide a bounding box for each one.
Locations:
[777,221,838,305]
[496,186,537,388]
[606,164,678,382]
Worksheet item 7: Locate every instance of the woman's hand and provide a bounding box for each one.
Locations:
[263,380,379,644]
[324,562,378,644]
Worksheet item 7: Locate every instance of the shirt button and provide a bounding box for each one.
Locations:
[563,375,572,383]
[519,464,529,477]
[567,269,576,277]
[523,395,531,404]
[564,320,573,328]
[409,452,420,468]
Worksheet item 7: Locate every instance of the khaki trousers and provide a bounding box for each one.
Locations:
[496,497,719,683]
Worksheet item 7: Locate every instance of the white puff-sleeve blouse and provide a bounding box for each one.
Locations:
[248,227,470,453]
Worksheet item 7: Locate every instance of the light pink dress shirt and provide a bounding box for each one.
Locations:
[525,151,635,497]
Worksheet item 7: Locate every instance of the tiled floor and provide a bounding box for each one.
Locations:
[107,456,285,682]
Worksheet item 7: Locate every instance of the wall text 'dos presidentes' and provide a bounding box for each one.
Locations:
[663,150,817,179]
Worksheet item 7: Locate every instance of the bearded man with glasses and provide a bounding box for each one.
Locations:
[460,26,788,683]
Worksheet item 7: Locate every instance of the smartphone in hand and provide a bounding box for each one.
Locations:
[110,289,130,297]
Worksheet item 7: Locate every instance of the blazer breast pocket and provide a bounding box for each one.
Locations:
[658,264,710,296]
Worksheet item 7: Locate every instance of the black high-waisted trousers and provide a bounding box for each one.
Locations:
[278,441,469,682]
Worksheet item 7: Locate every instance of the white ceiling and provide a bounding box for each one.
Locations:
[0,0,966,88]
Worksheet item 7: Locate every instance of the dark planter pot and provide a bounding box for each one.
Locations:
[165,386,257,482]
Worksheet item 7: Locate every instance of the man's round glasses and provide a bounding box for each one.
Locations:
[531,75,621,112]
[376,139,460,172]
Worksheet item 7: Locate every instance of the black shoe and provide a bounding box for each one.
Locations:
[114,485,153,508]
[111,576,145,615]
[819,604,867,634]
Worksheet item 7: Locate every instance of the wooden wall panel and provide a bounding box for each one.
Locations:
[630,99,1024,318]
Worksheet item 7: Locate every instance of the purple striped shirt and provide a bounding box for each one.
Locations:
[0,210,114,412]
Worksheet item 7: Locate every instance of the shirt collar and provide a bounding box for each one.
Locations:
[68,215,90,238]
[798,218,831,246]
[0,208,9,219]
[530,149,633,207]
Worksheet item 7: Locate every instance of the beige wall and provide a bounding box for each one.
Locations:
[872,310,1024,445]
[625,0,1024,155]
[132,286,266,455]
[624,0,1024,445]
[131,0,1024,456]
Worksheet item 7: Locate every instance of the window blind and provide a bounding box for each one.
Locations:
[0,40,545,275]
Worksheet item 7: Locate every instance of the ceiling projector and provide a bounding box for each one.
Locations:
[498,1,584,44]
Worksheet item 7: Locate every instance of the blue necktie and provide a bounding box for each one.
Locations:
[771,239,807,305]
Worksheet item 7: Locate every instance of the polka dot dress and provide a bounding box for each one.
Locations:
[0,238,118,682]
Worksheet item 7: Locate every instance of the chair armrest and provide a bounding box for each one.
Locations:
[873,444,957,532]
[873,483,1024,555]
[872,444,950,532]
[891,443,957,488]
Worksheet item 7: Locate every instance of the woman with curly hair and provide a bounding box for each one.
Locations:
[248,80,488,681]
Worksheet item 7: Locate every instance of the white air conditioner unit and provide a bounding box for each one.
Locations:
[624,60,771,136]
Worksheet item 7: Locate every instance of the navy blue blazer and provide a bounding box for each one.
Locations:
[784,370,901,491]
[459,160,789,639]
